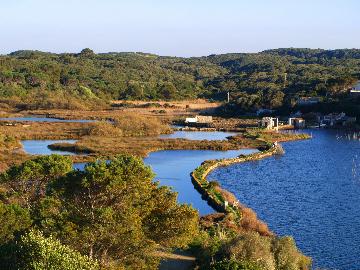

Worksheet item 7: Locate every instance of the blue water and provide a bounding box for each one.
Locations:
[22,140,78,155]
[160,130,237,140]
[143,149,257,215]
[0,117,95,123]
[208,129,360,270]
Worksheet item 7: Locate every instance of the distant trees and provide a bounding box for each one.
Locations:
[79,48,95,57]
[160,82,177,100]
[0,48,360,113]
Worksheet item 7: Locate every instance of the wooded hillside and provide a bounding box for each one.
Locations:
[1,48,359,112]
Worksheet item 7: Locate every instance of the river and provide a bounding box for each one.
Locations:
[208,129,360,269]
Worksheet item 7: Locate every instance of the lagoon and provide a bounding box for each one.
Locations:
[22,140,78,155]
[144,149,257,215]
[208,129,360,270]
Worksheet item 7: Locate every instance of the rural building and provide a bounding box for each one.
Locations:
[260,117,279,130]
[288,118,306,128]
[320,112,356,126]
[296,97,320,106]
[185,115,213,126]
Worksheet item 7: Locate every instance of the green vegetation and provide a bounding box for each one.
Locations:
[1,48,360,117]
[0,154,199,269]
[195,228,311,270]
[191,143,276,235]
[13,230,99,270]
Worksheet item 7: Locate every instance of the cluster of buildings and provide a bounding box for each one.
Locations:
[318,112,356,127]
[260,116,305,130]
[259,111,356,131]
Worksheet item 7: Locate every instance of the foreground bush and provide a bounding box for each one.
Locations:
[16,230,99,270]
[195,227,311,270]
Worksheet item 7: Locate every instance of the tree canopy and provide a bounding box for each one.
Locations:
[0,154,199,269]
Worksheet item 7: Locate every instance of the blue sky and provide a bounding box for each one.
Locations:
[1,0,359,56]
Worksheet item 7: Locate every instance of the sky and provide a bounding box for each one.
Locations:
[1,0,359,56]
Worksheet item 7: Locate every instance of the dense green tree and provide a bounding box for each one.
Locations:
[36,155,198,269]
[160,82,177,100]
[0,203,31,243]
[0,155,72,208]
[79,48,95,57]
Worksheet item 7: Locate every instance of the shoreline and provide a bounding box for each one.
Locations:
[190,144,277,216]
[189,133,310,236]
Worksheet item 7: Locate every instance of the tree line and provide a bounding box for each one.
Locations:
[0,48,359,113]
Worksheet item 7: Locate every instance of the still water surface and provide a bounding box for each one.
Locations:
[160,130,237,140]
[22,140,77,155]
[208,129,360,270]
[144,149,257,215]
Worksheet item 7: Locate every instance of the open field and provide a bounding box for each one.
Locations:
[0,99,222,120]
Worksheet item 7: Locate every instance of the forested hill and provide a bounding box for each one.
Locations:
[0,48,359,111]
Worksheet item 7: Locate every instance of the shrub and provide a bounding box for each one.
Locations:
[84,121,123,137]
[210,259,263,270]
[17,230,99,270]
[112,112,171,136]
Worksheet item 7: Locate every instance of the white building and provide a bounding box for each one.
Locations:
[288,118,306,128]
[260,117,279,131]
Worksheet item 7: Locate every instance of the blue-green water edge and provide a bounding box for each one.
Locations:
[208,129,360,270]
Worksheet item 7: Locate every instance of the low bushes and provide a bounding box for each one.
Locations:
[112,112,171,136]
[47,143,95,154]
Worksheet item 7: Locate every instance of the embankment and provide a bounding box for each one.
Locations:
[191,142,283,236]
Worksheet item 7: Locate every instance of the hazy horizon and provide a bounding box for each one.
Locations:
[2,0,359,57]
